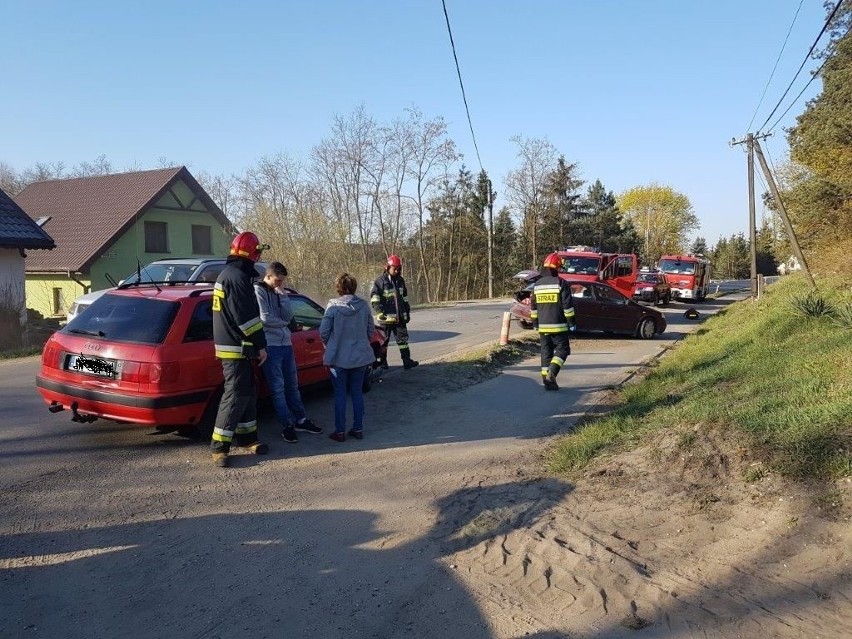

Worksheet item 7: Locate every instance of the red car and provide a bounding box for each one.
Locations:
[632,271,672,305]
[509,274,667,339]
[37,282,386,437]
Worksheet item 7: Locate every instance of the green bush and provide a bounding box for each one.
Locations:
[791,290,835,318]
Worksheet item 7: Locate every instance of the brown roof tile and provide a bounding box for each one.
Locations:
[15,167,225,273]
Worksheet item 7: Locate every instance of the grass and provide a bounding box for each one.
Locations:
[549,274,852,482]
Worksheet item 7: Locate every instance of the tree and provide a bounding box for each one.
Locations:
[755,219,777,275]
[711,233,750,279]
[492,206,521,294]
[504,136,559,267]
[617,184,699,265]
[690,236,708,255]
[570,179,640,253]
[540,156,584,249]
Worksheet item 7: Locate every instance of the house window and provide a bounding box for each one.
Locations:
[191,225,212,255]
[145,221,169,253]
[53,288,62,315]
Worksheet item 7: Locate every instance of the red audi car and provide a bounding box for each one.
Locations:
[36,282,386,437]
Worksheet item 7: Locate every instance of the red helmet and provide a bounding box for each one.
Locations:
[542,252,561,269]
[229,231,267,262]
[387,254,402,268]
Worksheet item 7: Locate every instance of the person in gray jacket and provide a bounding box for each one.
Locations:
[255,261,322,443]
[320,272,376,442]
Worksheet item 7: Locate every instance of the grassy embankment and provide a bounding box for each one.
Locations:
[549,274,852,481]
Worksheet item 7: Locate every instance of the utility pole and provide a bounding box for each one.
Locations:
[487,178,494,298]
[731,133,763,296]
[752,138,816,289]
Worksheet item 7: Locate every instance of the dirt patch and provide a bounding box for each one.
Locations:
[446,426,852,638]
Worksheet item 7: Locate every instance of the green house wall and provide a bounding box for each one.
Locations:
[25,180,232,318]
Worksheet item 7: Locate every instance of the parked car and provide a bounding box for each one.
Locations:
[508,273,667,339]
[632,271,672,305]
[65,258,268,322]
[38,282,387,438]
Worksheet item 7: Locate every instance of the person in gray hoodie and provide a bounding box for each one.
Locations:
[255,261,322,443]
[320,272,376,441]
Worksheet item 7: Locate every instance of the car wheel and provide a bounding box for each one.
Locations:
[636,317,656,339]
[178,387,223,440]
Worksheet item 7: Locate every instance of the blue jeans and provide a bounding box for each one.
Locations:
[329,366,366,433]
[262,345,306,427]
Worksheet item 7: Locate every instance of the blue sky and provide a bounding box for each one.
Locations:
[2,0,830,244]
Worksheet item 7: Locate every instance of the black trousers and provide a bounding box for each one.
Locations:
[382,322,412,358]
[210,359,259,453]
[540,332,570,378]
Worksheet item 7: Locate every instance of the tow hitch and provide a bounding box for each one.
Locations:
[70,402,98,423]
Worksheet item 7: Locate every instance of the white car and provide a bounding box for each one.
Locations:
[64,258,269,323]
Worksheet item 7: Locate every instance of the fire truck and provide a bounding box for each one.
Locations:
[554,246,639,298]
[658,254,712,301]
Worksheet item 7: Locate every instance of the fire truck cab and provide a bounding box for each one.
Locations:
[555,246,638,298]
[658,254,712,301]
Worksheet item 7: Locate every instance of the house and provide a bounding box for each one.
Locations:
[0,187,55,347]
[777,256,802,276]
[16,166,233,318]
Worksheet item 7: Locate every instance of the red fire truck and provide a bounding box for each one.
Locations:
[554,246,639,298]
[658,254,712,301]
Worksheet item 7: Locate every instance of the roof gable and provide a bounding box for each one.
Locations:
[0,187,55,250]
[15,167,230,272]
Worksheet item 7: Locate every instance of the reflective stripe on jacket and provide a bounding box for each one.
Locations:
[370,271,411,324]
[213,258,267,359]
[530,273,575,334]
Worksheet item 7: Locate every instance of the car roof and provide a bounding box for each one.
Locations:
[102,282,301,301]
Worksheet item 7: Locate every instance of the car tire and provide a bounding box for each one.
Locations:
[178,387,223,441]
[636,317,656,340]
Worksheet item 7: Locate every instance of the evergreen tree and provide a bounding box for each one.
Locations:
[690,236,708,255]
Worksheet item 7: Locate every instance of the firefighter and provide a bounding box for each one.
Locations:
[530,253,576,390]
[370,255,419,370]
[210,231,270,467]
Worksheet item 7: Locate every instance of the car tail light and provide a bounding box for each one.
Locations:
[121,361,180,386]
[42,340,62,369]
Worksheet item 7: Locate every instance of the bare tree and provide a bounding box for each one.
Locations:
[504,136,559,266]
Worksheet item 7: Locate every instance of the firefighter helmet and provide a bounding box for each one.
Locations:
[387,254,402,268]
[542,253,561,270]
[229,231,267,262]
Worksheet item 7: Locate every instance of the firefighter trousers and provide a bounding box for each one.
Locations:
[540,332,570,379]
[382,322,414,361]
[210,359,259,454]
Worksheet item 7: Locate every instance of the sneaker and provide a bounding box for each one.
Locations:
[212,452,229,468]
[245,442,269,455]
[294,418,323,434]
[403,359,419,370]
[329,431,346,442]
[281,426,299,443]
[348,429,364,440]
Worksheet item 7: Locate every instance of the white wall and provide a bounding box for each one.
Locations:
[0,249,26,325]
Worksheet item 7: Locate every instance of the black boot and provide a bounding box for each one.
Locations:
[544,364,560,391]
[402,351,419,370]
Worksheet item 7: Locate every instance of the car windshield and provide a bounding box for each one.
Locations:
[658,259,695,275]
[63,293,179,344]
[637,273,659,283]
[121,263,198,284]
[561,256,599,275]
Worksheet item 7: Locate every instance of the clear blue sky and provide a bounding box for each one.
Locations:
[2,0,829,244]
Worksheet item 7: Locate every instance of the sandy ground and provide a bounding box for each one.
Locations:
[2,336,850,639]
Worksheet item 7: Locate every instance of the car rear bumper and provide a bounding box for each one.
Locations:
[36,375,213,426]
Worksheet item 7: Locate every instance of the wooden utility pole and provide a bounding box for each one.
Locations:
[752,138,816,289]
[747,134,758,296]
[487,178,494,298]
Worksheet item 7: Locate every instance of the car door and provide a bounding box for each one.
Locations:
[568,282,599,331]
[289,295,329,386]
[592,283,634,332]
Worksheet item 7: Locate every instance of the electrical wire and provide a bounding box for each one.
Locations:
[441,0,483,170]
[757,0,844,133]
[746,0,804,133]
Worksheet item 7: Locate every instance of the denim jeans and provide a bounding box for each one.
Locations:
[329,366,367,433]
[262,344,307,426]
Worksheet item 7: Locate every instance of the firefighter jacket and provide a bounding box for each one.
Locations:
[213,257,267,359]
[370,271,411,324]
[530,272,576,333]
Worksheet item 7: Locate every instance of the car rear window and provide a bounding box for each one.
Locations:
[63,293,180,344]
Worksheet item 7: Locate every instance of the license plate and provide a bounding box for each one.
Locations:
[66,354,117,378]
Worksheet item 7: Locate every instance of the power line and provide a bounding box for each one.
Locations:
[441,0,483,170]
[757,0,844,133]
[746,0,804,133]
